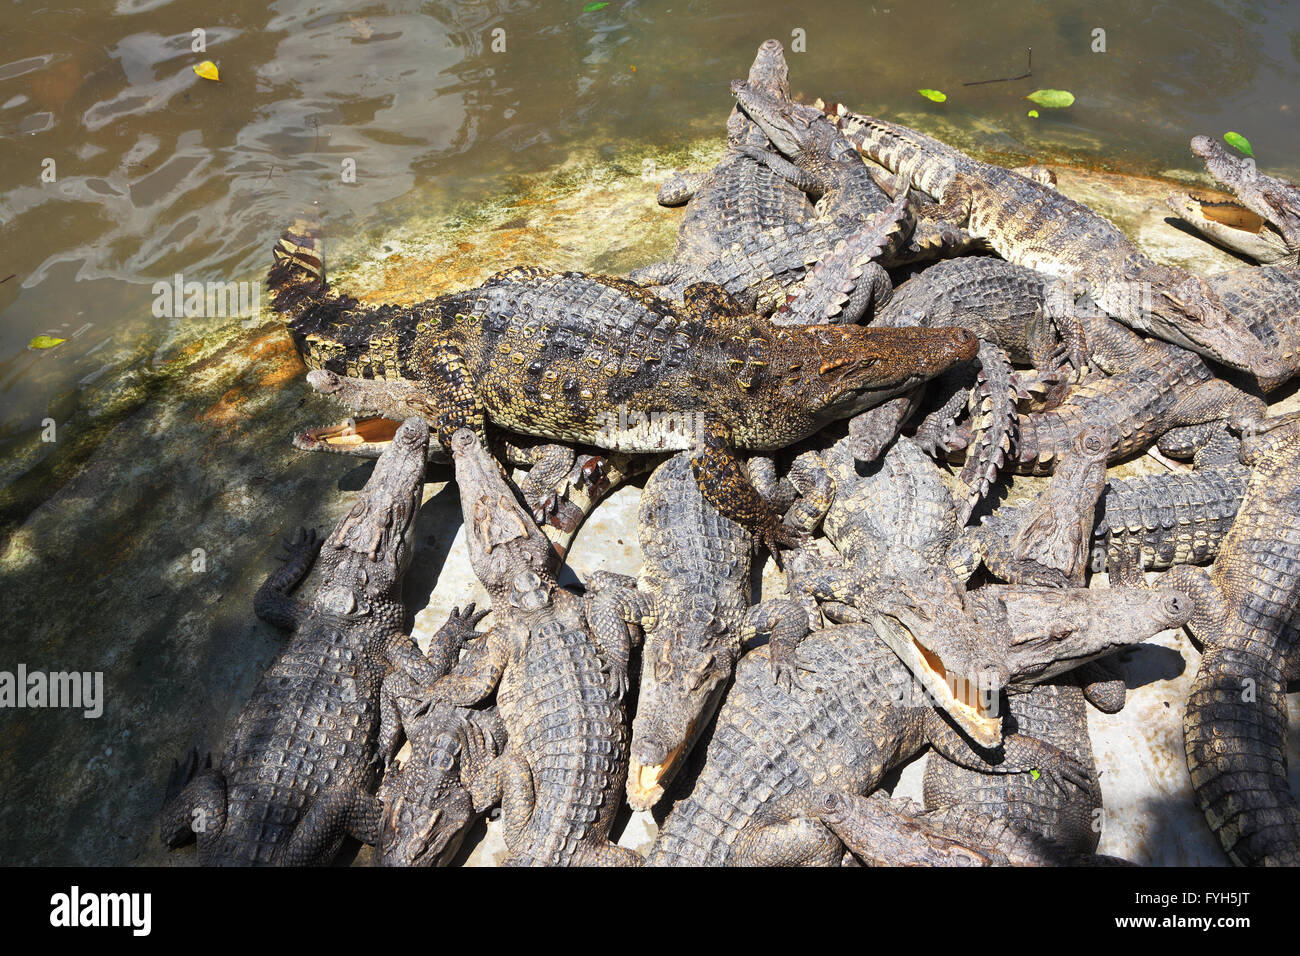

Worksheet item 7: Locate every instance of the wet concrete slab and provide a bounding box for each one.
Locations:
[0,136,1289,866]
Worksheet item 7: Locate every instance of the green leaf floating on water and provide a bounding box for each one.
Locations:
[582,1,609,10]
[1224,131,1254,157]
[29,335,66,350]
[917,89,947,103]
[1030,768,1041,781]
[1027,109,1039,118]
[1026,89,1075,108]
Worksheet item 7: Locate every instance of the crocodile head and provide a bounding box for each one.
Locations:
[731,80,863,172]
[313,416,427,608]
[295,370,450,461]
[1166,135,1300,265]
[772,323,978,423]
[864,572,1193,747]
[863,571,1009,748]
[377,701,478,867]
[447,427,557,603]
[627,601,736,810]
[979,584,1193,685]
[1141,265,1292,386]
[727,39,791,146]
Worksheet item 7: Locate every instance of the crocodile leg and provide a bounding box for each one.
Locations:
[783,450,836,533]
[741,599,811,691]
[282,785,384,865]
[425,630,510,708]
[736,144,828,197]
[924,710,1094,794]
[514,443,577,523]
[159,749,226,849]
[586,584,655,698]
[627,259,685,286]
[253,527,322,631]
[691,421,805,553]
[470,752,536,850]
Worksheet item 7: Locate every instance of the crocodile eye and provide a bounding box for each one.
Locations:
[820,791,839,813]
[654,657,673,683]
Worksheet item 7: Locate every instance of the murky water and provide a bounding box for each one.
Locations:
[2,0,1298,517]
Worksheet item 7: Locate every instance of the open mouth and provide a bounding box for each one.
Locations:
[871,611,1002,748]
[626,741,687,810]
[1180,191,1268,234]
[294,416,403,454]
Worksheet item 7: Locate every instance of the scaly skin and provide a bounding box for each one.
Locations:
[376,604,508,867]
[649,582,1189,866]
[638,40,815,277]
[1166,415,1300,865]
[621,453,808,811]
[1093,463,1250,586]
[922,678,1105,854]
[1008,313,1265,475]
[1166,135,1300,386]
[952,425,1110,587]
[419,429,642,866]
[812,790,1133,866]
[159,419,447,865]
[270,236,977,551]
[821,104,1291,385]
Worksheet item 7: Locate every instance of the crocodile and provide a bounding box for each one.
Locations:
[376,603,508,867]
[1166,135,1300,381]
[416,428,641,866]
[648,583,1191,865]
[812,790,1132,866]
[950,424,1111,587]
[641,40,815,278]
[619,453,808,811]
[1166,414,1300,865]
[1093,461,1250,586]
[160,418,452,865]
[819,102,1291,385]
[1002,310,1266,475]
[270,235,978,552]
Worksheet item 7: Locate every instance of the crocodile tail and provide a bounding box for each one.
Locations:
[268,212,329,317]
[268,214,411,376]
[1185,645,1300,865]
[956,342,1017,522]
[821,104,962,198]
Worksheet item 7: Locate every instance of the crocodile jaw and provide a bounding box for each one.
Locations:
[870,614,1001,748]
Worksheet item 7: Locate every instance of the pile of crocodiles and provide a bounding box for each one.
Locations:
[162,40,1300,866]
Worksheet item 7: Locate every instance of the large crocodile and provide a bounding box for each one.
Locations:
[648,584,1191,865]
[417,428,640,866]
[160,418,449,865]
[819,103,1290,385]
[615,453,808,811]
[1166,415,1300,865]
[270,235,977,552]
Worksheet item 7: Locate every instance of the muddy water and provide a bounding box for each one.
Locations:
[1,0,1298,517]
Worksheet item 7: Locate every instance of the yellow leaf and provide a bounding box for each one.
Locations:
[29,335,66,350]
[193,61,220,82]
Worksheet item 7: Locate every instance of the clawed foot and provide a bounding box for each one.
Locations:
[1028,748,1093,794]
[166,748,205,800]
[769,644,816,694]
[444,603,490,643]
[279,527,322,562]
